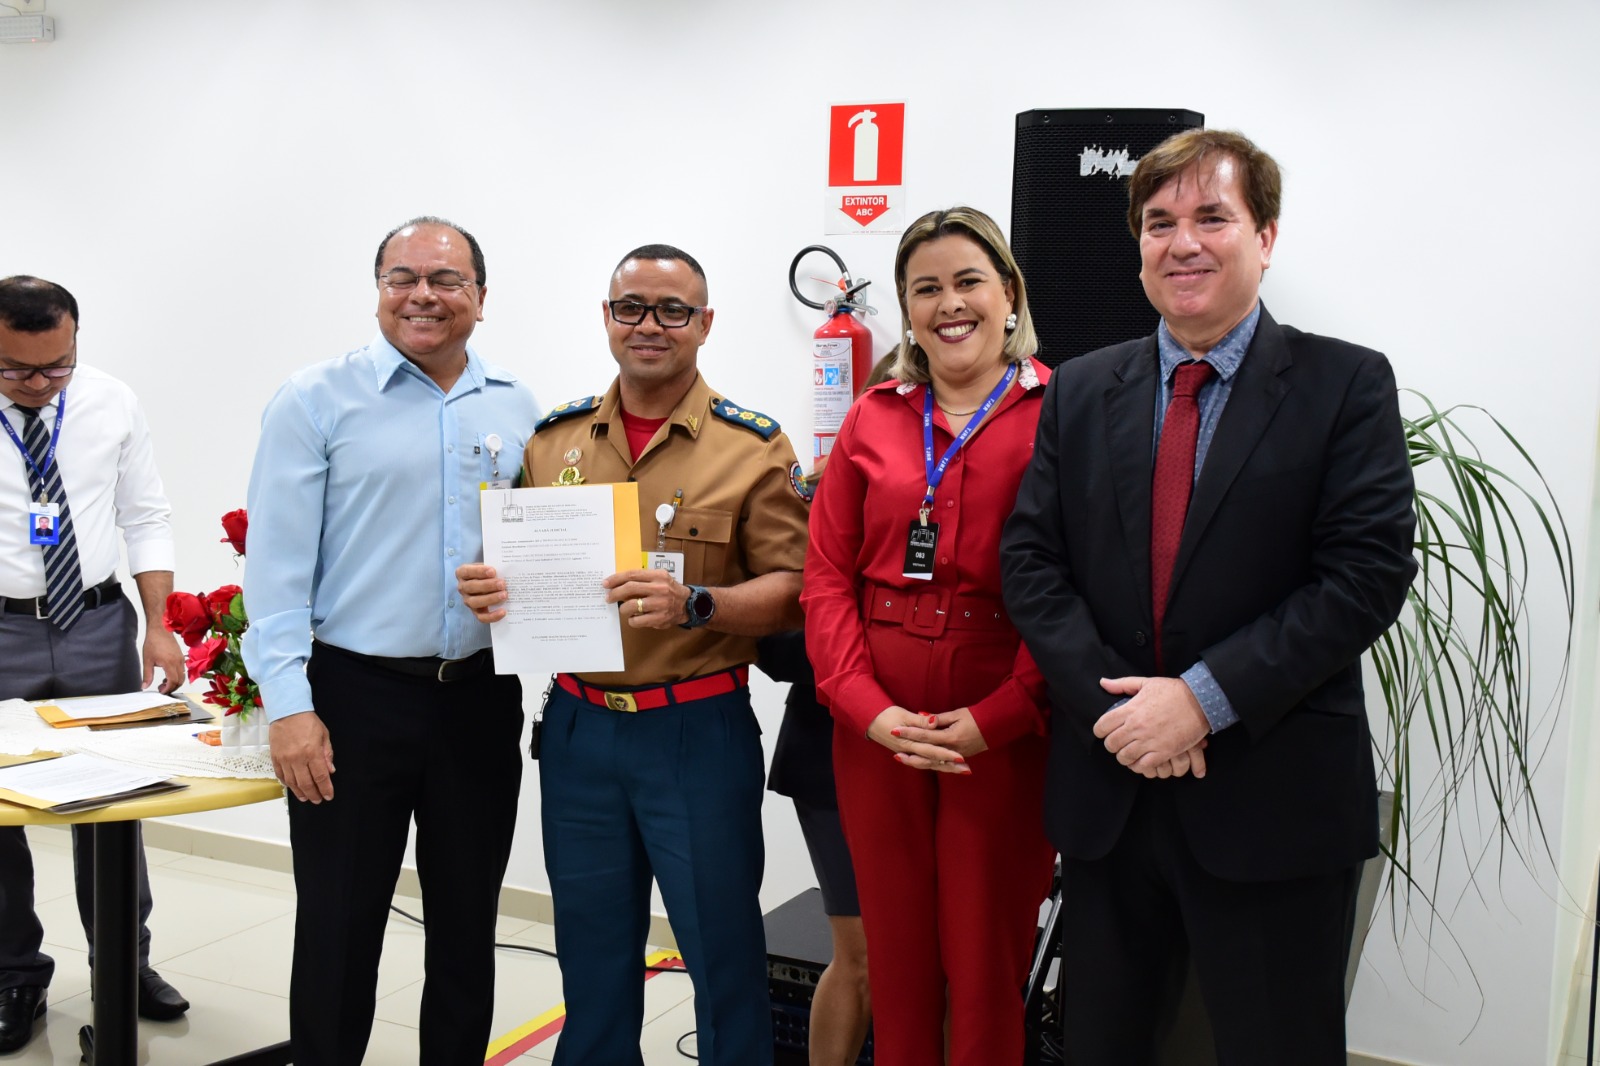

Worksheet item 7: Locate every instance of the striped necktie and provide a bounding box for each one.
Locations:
[15,404,84,630]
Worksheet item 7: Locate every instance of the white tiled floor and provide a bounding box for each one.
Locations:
[4,825,699,1064]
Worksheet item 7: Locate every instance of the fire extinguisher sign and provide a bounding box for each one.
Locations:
[825,102,905,235]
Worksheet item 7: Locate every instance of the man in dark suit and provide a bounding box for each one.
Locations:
[1000,129,1417,1064]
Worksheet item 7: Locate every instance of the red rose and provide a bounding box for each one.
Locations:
[205,585,243,625]
[220,509,248,555]
[185,635,227,683]
[163,592,212,646]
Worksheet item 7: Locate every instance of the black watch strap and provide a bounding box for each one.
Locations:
[680,585,715,630]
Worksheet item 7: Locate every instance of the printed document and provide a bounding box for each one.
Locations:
[480,484,642,674]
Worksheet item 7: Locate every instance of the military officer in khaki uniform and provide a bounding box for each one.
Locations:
[459,243,806,1066]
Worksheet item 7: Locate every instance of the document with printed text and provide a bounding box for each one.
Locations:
[0,753,187,814]
[480,483,642,675]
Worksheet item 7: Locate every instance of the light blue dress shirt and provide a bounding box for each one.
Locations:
[1152,302,1262,733]
[242,335,541,721]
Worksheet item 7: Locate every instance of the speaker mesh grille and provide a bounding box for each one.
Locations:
[1011,109,1203,367]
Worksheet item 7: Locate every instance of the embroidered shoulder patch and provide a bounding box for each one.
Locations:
[535,395,601,431]
[788,461,815,502]
[710,397,779,440]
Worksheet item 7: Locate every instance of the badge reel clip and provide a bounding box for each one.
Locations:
[531,674,555,760]
[483,432,511,490]
[646,490,685,578]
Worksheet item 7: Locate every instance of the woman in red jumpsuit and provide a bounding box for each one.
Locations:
[802,205,1056,1065]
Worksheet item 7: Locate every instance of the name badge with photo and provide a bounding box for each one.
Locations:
[28,501,60,546]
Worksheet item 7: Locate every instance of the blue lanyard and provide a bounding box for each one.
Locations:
[919,363,1017,524]
[2,391,66,501]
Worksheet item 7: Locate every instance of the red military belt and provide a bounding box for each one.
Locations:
[556,667,749,713]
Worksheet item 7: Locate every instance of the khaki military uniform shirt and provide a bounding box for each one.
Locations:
[526,372,809,687]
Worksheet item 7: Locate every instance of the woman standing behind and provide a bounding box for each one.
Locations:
[802,206,1055,1065]
[759,351,898,1066]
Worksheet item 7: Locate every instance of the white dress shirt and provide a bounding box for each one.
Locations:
[0,365,175,597]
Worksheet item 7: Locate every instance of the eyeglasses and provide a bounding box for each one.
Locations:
[607,300,706,329]
[0,363,75,382]
[380,269,475,293]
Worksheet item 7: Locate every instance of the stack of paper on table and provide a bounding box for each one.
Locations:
[33,691,194,729]
[0,752,187,814]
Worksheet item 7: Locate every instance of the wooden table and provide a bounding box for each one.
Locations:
[0,754,284,1065]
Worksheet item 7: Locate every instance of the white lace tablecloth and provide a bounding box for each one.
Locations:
[0,698,274,778]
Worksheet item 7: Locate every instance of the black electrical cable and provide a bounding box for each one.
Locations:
[387,903,690,973]
[391,903,700,1061]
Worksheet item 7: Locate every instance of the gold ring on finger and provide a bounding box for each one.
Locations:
[636,598,646,615]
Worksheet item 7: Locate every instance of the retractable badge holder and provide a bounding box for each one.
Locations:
[483,432,511,490]
[645,490,686,578]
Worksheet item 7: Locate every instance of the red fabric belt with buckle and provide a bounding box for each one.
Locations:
[556,667,750,713]
[861,582,1010,639]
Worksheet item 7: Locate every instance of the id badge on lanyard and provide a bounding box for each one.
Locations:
[29,501,60,545]
[903,365,1016,580]
[5,394,67,547]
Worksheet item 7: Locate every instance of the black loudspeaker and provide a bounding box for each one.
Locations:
[765,888,874,1065]
[1011,108,1204,367]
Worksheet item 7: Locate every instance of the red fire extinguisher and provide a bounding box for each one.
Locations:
[789,245,875,461]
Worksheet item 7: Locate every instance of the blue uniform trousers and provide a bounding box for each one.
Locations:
[541,683,772,1066]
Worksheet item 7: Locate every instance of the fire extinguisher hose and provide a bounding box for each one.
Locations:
[789,245,852,310]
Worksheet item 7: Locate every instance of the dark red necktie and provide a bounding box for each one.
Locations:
[1150,360,1214,670]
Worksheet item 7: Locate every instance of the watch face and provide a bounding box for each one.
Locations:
[692,590,714,620]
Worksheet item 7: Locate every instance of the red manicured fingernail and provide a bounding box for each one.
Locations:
[953,754,966,764]
[890,728,902,737]
[925,715,937,725]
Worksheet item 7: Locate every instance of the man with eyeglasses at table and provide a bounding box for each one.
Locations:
[457,243,808,1066]
[0,275,190,1054]
[242,217,541,1065]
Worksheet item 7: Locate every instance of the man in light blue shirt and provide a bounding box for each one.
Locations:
[242,216,540,1066]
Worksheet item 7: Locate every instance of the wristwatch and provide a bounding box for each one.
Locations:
[680,584,716,630]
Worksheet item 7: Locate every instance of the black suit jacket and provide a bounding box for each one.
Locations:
[1000,307,1417,882]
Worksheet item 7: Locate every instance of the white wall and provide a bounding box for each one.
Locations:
[4,1,1596,1062]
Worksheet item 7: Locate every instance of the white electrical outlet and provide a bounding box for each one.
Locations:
[1,0,45,13]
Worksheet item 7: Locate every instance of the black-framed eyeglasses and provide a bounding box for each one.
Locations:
[0,363,76,382]
[608,300,706,329]
[380,269,475,293]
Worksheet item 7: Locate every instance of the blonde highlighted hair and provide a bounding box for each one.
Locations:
[888,206,1038,385]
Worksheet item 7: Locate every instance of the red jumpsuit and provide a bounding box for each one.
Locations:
[802,362,1056,1066]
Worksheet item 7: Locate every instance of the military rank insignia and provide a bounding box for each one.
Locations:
[710,398,780,440]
